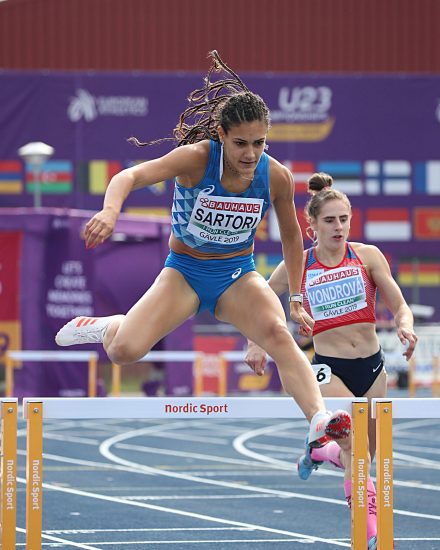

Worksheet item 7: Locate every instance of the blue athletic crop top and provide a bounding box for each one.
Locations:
[171,140,271,254]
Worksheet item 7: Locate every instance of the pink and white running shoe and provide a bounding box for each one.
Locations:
[308,409,351,448]
[55,315,120,346]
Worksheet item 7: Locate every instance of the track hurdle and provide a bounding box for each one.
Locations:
[22,396,368,549]
[0,398,18,550]
[372,397,440,549]
[4,350,99,397]
[111,351,229,397]
[112,350,273,397]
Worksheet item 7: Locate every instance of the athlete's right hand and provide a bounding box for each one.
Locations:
[83,207,118,249]
[245,340,268,376]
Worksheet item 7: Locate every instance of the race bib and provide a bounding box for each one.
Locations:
[187,192,264,245]
[306,266,367,321]
[312,363,332,385]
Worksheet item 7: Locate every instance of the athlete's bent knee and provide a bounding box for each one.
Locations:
[263,322,293,352]
[106,339,147,365]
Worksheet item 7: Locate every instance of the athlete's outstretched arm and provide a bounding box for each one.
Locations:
[269,159,314,334]
[83,142,208,249]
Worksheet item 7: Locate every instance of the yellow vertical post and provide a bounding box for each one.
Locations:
[217,356,228,397]
[88,356,97,397]
[193,354,204,396]
[26,401,43,550]
[376,401,393,550]
[1,400,17,550]
[112,363,121,396]
[432,355,439,398]
[408,357,416,397]
[4,354,14,398]
[351,401,369,550]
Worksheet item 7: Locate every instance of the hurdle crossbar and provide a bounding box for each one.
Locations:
[5,350,99,397]
[0,398,18,550]
[22,396,368,550]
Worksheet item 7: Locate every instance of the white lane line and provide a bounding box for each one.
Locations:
[233,422,440,494]
[16,526,100,549]
[15,477,350,548]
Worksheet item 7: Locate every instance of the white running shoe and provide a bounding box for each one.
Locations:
[308,409,352,448]
[55,316,119,346]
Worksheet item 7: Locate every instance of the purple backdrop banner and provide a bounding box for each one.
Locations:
[0,71,439,396]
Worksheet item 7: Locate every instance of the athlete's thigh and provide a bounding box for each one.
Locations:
[364,368,387,460]
[319,373,355,398]
[114,267,199,351]
[215,271,286,341]
[364,367,387,400]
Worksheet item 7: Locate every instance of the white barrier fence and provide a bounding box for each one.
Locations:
[379,325,440,395]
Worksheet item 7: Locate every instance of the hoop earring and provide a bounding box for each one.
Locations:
[306,227,318,246]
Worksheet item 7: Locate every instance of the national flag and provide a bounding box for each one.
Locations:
[415,161,440,194]
[26,160,72,194]
[365,208,411,241]
[88,160,122,195]
[364,160,411,195]
[0,160,22,194]
[398,261,440,286]
[414,207,440,240]
[283,161,315,194]
[317,161,363,195]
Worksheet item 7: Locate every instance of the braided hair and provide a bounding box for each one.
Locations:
[128,50,270,148]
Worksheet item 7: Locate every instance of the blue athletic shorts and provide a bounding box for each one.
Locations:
[164,250,255,314]
[312,348,385,396]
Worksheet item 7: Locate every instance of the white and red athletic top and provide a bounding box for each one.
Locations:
[301,243,377,336]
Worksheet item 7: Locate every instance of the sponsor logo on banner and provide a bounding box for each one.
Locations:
[414,208,440,239]
[68,88,148,122]
[365,208,411,241]
[268,86,335,142]
[305,266,367,321]
[187,193,264,244]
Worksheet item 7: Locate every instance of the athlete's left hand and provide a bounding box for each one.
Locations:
[398,327,418,360]
[290,302,314,336]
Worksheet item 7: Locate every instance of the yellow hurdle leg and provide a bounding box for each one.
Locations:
[112,363,121,396]
[376,401,393,550]
[351,401,369,549]
[193,354,204,396]
[88,356,98,397]
[26,401,43,550]
[1,400,17,550]
[4,355,14,398]
[217,357,228,397]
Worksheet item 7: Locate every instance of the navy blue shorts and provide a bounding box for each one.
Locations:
[164,250,255,314]
[312,348,385,396]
